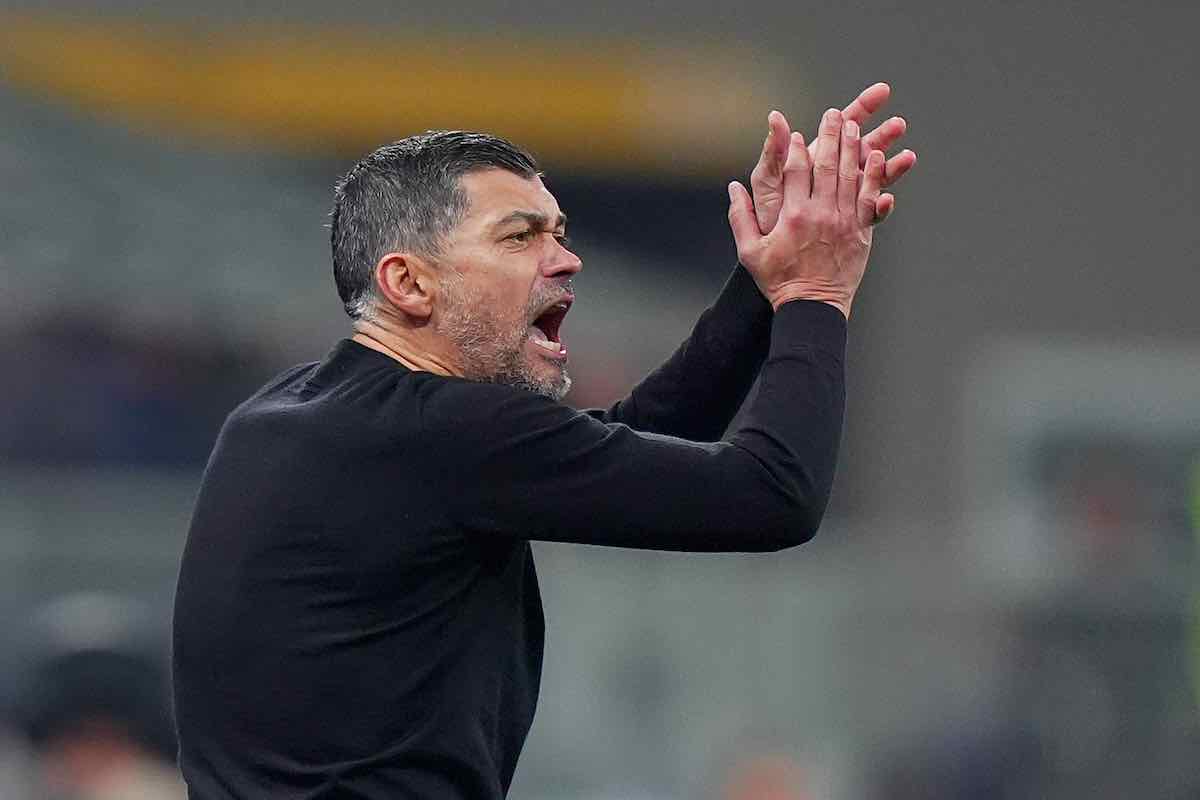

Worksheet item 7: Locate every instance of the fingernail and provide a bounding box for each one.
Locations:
[728,182,738,198]
[844,120,858,137]
[824,108,840,122]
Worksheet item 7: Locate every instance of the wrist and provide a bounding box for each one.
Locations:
[769,287,851,319]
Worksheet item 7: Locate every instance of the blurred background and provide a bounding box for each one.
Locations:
[1,1,1198,798]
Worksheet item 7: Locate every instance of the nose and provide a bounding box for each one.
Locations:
[544,239,582,278]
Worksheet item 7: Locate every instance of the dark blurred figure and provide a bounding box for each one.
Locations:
[0,314,269,468]
[7,595,184,800]
[868,727,1042,800]
[1022,437,1199,797]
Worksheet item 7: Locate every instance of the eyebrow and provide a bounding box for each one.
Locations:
[492,210,567,232]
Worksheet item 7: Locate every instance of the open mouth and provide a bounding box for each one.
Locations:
[529,297,572,357]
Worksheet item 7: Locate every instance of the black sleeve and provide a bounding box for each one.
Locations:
[583,265,772,440]
[424,300,845,552]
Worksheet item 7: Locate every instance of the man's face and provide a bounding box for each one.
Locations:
[433,169,582,400]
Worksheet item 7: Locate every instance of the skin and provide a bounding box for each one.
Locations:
[728,108,886,318]
[354,82,915,391]
[352,169,582,399]
[751,83,917,234]
[40,722,178,796]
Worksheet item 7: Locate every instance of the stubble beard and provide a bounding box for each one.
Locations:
[436,271,572,401]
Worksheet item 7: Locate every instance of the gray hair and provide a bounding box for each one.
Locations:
[330,130,540,319]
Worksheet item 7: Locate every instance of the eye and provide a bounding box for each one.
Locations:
[506,229,535,243]
[554,233,572,248]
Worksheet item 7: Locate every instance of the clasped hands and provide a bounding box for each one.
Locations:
[729,83,917,318]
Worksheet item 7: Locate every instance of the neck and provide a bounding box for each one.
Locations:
[351,315,461,377]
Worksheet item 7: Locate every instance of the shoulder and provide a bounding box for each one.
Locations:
[223,361,316,425]
[204,362,318,455]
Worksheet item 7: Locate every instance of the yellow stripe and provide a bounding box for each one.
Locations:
[0,15,794,175]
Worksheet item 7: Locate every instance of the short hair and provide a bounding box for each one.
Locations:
[330,131,540,319]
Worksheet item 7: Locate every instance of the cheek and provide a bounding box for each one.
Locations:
[502,277,539,325]
[467,254,541,326]
[491,289,534,343]
[467,277,524,321]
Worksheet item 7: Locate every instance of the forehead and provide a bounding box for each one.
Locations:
[457,169,563,229]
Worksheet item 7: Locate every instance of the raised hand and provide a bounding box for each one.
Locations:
[728,108,886,319]
[750,83,916,235]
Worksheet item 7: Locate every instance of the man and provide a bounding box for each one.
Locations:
[10,595,184,800]
[173,86,915,798]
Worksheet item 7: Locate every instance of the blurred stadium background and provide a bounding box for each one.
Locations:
[1,1,1198,798]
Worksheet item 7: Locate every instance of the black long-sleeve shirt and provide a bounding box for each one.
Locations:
[172,267,846,799]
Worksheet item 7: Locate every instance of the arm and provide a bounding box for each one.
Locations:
[582,264,772,441]
[425,110,884,552]
[584,83,917,438]
[426,299,844,552]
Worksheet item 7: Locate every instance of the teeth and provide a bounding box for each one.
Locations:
[529,326,565,354]
[528,299,570,355]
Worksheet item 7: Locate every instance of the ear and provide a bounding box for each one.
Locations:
[374,252,436,320]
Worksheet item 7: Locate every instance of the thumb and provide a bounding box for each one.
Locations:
[727,181,762,260]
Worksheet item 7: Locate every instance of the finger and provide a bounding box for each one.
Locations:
[809,84,888,161]
[780,131,812,219]
[812,108,842,205]
[883,149,917,188]
[874,193,896,223]
[767,110,791,165]
[857,150,885,227]
[727,181,762,259]
[860,116,906,164]
[750,110,793,232]
[752,111,789,183]
[841,82,891,126]
[837,119,861,215]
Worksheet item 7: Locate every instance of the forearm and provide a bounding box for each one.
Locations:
[724,299,845,543]
[588,265,772,440]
